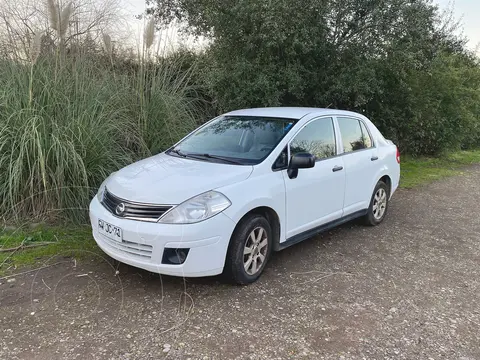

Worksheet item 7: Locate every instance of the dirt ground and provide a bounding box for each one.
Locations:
[1,167,480,360]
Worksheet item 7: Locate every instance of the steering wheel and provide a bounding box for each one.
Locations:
[260,145,273,152]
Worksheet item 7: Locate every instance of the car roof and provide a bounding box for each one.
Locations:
[224,107,365,120]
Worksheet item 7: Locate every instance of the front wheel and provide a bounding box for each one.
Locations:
[224,214,273,285]
[364,181,389,226]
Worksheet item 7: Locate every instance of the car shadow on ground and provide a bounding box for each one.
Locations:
[111,218,364,288]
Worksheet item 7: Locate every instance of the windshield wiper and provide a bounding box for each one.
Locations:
[199,153,243,165]
[168,149,242,165]
[168,148,187,157]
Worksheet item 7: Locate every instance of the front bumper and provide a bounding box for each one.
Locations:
[89,197,236,277]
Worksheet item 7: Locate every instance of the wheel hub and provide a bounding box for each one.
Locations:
[243,226,268,276]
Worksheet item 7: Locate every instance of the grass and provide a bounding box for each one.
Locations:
[1,149,479,274]
[400,149,480,188]
[0,225,100,276]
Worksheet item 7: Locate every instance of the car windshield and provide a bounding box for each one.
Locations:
[167,115,296,165]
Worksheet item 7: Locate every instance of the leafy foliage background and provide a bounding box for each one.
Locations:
[149,0,480,155]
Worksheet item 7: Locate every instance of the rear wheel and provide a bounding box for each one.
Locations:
[224,214,272,285]
[364,181,389,226]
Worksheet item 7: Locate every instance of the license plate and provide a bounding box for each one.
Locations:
[98,219,122,242]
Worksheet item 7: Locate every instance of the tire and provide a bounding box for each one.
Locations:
[364,181,389,226]
[224,214,273,285]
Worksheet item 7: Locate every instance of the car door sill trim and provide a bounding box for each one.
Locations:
[277,209,368,251]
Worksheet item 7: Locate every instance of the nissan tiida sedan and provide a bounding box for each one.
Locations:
[89,107,400,284]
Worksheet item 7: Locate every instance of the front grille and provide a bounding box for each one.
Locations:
[101,188,173,222]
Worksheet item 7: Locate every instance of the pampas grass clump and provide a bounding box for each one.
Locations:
[0,56,141,222]
[0,47,203,222]
[0,4,203,223]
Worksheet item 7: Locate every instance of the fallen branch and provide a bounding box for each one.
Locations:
[42,278,52,290]
[0,242,56,253]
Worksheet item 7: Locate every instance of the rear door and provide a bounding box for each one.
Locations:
[336,117,378,215]
[283,117,346,238]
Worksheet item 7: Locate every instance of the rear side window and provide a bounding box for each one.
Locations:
[290,117,336,160]
[338,117,372,153]
[360,121,373,148]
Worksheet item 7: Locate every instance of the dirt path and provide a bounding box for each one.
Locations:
[1,167,480,360]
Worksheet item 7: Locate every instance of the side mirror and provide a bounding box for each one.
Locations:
[288,153,315,179]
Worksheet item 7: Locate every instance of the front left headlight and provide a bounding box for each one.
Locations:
[96,172,116,202]
[96,180,107,202]
[159,191,231,224]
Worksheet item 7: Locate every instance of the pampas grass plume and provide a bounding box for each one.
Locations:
[103,33,112,55]
[46,0,59,31]
[144,18,155,49]
[59,2,73,38]
[30,31,43,64]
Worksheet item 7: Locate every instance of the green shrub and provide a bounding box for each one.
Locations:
[368,51,480,155]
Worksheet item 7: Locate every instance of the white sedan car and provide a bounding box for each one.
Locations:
[89,107,400,284]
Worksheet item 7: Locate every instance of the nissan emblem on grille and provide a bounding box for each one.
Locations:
[115,203,125,216]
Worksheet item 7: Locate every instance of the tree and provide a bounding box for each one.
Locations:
[146,0,462,111]
[147,0,479,155]
[0,0,124,60]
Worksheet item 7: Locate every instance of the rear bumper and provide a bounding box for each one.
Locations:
[390,177,399,198]
[89,197,236,277]
[391,164,400,198]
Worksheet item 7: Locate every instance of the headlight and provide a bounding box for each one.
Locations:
[96,173,115,201]
[96,180,107,202]
[159,191,231,224]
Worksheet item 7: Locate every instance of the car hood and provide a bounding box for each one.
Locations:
[105,153,254,204]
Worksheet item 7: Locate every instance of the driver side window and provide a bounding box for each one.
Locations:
[290,117,336,160]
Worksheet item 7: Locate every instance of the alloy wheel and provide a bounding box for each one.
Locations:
[243,226,268,275]
[372,187,387,220]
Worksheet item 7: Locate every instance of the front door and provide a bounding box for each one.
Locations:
[283,117,346,239]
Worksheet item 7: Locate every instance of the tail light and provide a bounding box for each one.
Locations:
[396,147,400,164]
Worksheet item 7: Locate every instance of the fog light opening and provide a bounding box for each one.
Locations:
[162,248,190,265]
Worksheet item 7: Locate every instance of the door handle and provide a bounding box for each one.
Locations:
[332,165,343,172]
[371,156,379,161]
